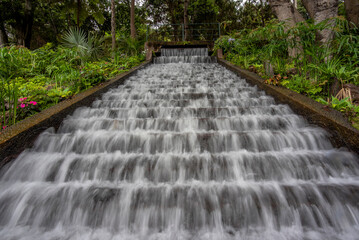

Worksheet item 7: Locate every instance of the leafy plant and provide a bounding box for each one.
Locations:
[117,35,144,56]
[318,96,359,116]
[62,27,104,63]
[215,17,359,129]
[0,42,144,131]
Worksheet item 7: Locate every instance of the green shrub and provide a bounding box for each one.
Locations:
[215,17,359,126]
[0,42,144,130]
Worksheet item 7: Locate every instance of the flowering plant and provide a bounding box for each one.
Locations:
[16,97,39,121]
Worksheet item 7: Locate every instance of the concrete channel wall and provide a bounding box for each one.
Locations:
[218,58,359,154]
[0,61,152,169]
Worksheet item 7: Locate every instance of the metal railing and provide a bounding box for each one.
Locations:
[146,23,221,42]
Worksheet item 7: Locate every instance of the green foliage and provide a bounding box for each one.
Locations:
[215,17,359,96]
[62,28,104,63]
[117,35,144,56]
[317,96,359,122]
[0,44,144,131]
[331,97,359,113]
[281,75,322,97]
[215,17,359,127]
[215,21,290,75]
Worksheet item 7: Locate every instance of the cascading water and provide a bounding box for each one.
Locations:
[153,47,216,64]
[1,48,359,240]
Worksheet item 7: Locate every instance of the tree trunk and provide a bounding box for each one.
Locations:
[130,0,136,38]
[24,0,35,49]
[168,1,179,41]
[14,0,36,48]
[173,23,179,41]
[344,0,359,27]
[77,0,81,27]
[15,25,25,46]
[111,0,116,52]
[301,0,339,45]
[268,0,305,57]
[0,21,8,47]
[184,0,190,41]
[269,0,305,28]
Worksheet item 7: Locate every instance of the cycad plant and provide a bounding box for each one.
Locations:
[62,27,104,64]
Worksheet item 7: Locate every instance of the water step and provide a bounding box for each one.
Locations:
[101,92,266,100]
[60,115,305,132]
[31,129,331,154]
[73,105,292,118]
[4,150,357,183]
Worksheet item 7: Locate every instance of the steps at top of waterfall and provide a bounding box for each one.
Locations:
[161,48,208,57]
[154,47,216,64]
[153,56,217,64]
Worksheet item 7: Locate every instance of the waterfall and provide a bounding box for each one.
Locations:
[153,47,216,64]
[1,53,359,240]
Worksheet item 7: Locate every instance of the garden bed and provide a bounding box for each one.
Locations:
[0,60,151,168]
[1,45,145,131]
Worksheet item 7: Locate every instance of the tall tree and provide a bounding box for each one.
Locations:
[0,24,8,46]
[268,0,304,27]
[0,0,9,46]
[130,0,136,38]
[301,0,339,44]
[344,0,359,27]
[145,0,183,41]
[168,1,181,41]
[184,0,190,41]
[268,0,305,57]
[0,19,8,46]
[61,0,106,28]
[111,0,116,51]
[13,0,37,48]
[77,0,81,27]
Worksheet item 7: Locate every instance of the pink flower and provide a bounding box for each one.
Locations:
[20,103,25,108]
[29,101,37,105]
[2,126,6,129]
[18,97,27,102]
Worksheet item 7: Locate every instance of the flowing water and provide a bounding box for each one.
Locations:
[1,48,359,240]
[153,47,216,64]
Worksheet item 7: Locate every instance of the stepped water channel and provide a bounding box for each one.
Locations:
[1,48,359,240]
